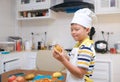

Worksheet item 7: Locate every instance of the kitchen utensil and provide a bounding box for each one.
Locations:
[95,31,109,53]
[95,40,108,53]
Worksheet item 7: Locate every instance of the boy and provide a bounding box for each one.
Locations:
[53,8,96,82]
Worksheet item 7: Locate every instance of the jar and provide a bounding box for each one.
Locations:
[24,40,32,51]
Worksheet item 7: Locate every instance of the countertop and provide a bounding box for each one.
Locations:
[1,69,66,82]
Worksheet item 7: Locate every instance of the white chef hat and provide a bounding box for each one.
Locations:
[71,8,96,28]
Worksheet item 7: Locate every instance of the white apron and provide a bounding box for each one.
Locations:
[66,48,85,82]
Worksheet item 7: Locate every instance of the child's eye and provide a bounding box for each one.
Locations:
[75,28,80,31]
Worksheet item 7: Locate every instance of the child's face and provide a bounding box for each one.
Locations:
[71,23,90,42]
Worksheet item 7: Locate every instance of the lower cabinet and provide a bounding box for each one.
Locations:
[0,53,22,74]
[1,51,120,82]
[0,51,37,74]
[20,51,37,70]
[92,60,111,82]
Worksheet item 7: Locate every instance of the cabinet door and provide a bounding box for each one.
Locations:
[3,59,21,72]
[1,53,21,73]
[33,0,51,9]
[95,0,120,14]
[17,0,51,11]
[16,0,56,20]
[20,52,37,70]
[91,61,111,82]
[0,55,3,74]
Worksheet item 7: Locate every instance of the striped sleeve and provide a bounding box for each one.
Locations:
[77,45,94,69]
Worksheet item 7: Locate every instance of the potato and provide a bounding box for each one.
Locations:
[25,73,35,80]
[54,44,62,53]
[52,72,62,78]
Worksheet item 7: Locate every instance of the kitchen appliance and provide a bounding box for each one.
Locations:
[50,0,94,13]
[95,40,108,53]
[8,36,22,51]
[8,36,22,42]
[95,31,109,53]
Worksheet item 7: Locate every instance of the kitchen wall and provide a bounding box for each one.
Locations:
[94,14,120,49]
[17,12,75,49]
[0,0,16,41]
[17,12,120,49]
[0,0,120,50]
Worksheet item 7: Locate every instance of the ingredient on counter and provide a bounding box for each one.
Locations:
[8,75,17,82]
[35,78,50,82]
[15,76,25,82]
[25,73,35,80]
[54,44,62,53]
[8,75,25,82]
[52,72,62,78]
[8,72,64,82]
[34,78,62,82]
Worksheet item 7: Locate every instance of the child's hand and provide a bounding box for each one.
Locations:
[54,44,63,53]
[53,44,66,62]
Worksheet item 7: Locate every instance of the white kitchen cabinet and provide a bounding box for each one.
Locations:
[93,54,120,82]
[0,51,37,74]
[0,56,3,74]
[92,60,111,82]
[95,0,120,14]
[20,51,37,70]
[16,0,56,20]
[0,52,22,74]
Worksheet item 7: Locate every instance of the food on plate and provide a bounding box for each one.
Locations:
[54,44,62,53]
[52,72,62,78]
[25,73,35,80]
[8,75,25,82]
[35,78,51,82]
[16,76,25,82]
[8,75,17,82]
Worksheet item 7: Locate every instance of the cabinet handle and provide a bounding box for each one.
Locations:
[3,59,19,72]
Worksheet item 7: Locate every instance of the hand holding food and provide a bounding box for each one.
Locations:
[54,44,63,53]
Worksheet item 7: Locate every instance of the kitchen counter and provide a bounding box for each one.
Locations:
[1,50,120,82]
[1,69,66,82]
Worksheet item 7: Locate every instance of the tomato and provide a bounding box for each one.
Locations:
[8,75,17,82]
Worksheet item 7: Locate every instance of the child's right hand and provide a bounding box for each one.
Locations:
[53,44,67,62]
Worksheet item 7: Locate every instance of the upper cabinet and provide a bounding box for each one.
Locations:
[95,0,120,14]
[16,0,56,20]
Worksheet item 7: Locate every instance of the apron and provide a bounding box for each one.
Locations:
[66,48,85,82]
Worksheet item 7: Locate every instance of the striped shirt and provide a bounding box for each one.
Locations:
[69,37,96,77]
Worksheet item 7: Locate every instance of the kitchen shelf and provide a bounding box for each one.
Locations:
[16,0,56,20]
[17,9,56,20]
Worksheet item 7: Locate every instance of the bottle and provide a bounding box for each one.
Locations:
[37,41,41,50]
[16,40,21,52]
[25,40,32,51]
